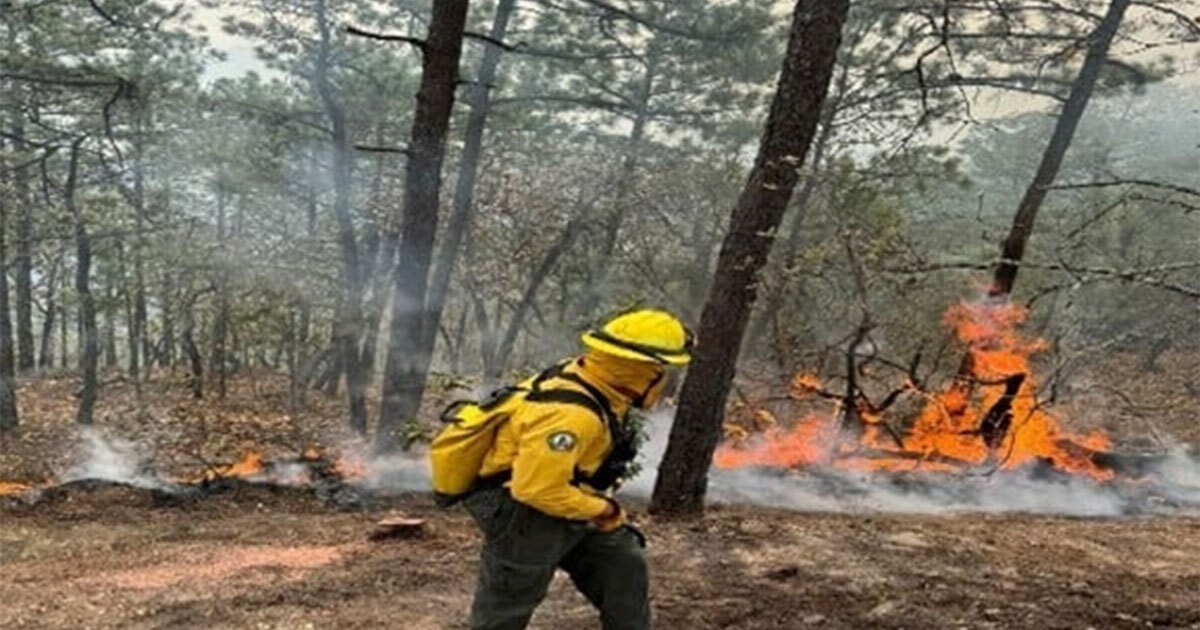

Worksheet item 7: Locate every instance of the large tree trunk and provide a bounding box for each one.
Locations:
[418,0,516,376]
[314,0,368,435]
[0,156,19,431]
[377,0,470,452]
[990,0,1130,297]
[66,138,98,426]
[746,64,845,352]
[651,0,850,516]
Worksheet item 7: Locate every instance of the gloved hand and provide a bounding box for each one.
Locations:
[590,498,626,533]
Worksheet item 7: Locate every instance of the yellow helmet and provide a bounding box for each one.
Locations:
[581,309,693,366]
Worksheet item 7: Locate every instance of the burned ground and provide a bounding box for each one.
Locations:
[1,358,1197,630]
[2,485,1198,630]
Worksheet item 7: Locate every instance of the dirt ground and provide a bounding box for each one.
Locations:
[1,355,1197,629]
[1,485,1198,630]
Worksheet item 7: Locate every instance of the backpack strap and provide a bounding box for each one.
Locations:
[525,388,613,429]
[525,363,621,449]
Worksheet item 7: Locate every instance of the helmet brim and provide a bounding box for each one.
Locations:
[581,331,691,366]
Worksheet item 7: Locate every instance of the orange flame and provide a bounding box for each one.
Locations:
[0,481,35,496]
[333,453,368,480]
[716,299,1114,480]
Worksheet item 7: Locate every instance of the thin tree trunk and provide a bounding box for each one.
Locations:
[357,125,394,389]
[160,270,175,368]
[359,229,396,386]
[104,283,118,368]
[489,211,590,379]
[6,19,34,374]
[651,0,850,516]
[292,148,319,402]
[210,186,229,399]
[37,249,61,370]
[314,0,367,435]
[577,43,658,320]
[66,137,98,425]
[182,291,203,399]
[990,0,1130,297]
[378,0,470,452]
[450,302,468,375]
[59,300,67,370]
[131,101,149,381]
[0,157,19,430]
[12,120,34,374]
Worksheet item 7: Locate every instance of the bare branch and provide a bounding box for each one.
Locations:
[1045,178,1200,197]
[344,25,425,49]
[354,144,409,155]
[463,30,523,52]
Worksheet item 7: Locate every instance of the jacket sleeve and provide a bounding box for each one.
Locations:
[507,403,611,521]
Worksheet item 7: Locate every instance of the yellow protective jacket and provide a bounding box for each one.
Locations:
[478,358,636,521]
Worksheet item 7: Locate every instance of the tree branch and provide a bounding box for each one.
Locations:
[463,30,523,51]
[1045,178,1200,197]
[344,25,425,49]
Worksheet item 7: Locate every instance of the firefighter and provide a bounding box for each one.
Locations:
[463,309,692,630]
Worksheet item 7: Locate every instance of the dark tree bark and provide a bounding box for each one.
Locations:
[420,0,516,377]
[37,249,61,370]
[314,0,368,435]
[59,300,67,370]
[66,137,98,425]
[104,282,118,368]
[746,62,846,351]
[990,0,1130,297]
[132,114,149,381]
[12,125,34,373]
[0,161,19,431]
[6,19,34,374]
[651,0,851,516]
[210,186,229,399]
[159,270,175,368]
[377,0,470,452]
[182,290,203,399]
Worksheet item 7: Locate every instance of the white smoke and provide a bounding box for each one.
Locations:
[622,409,1200,517]
[63,427,170,490]
[334,440,432,493]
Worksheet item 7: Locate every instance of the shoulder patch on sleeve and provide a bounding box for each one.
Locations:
[547,431,578,452]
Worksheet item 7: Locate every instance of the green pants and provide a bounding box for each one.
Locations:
[464,488,649,630]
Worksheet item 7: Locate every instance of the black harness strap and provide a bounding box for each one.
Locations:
[475,361,635,494]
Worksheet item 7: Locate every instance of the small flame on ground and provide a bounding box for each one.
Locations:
[0,481,35,496]
[333,453,368,480]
